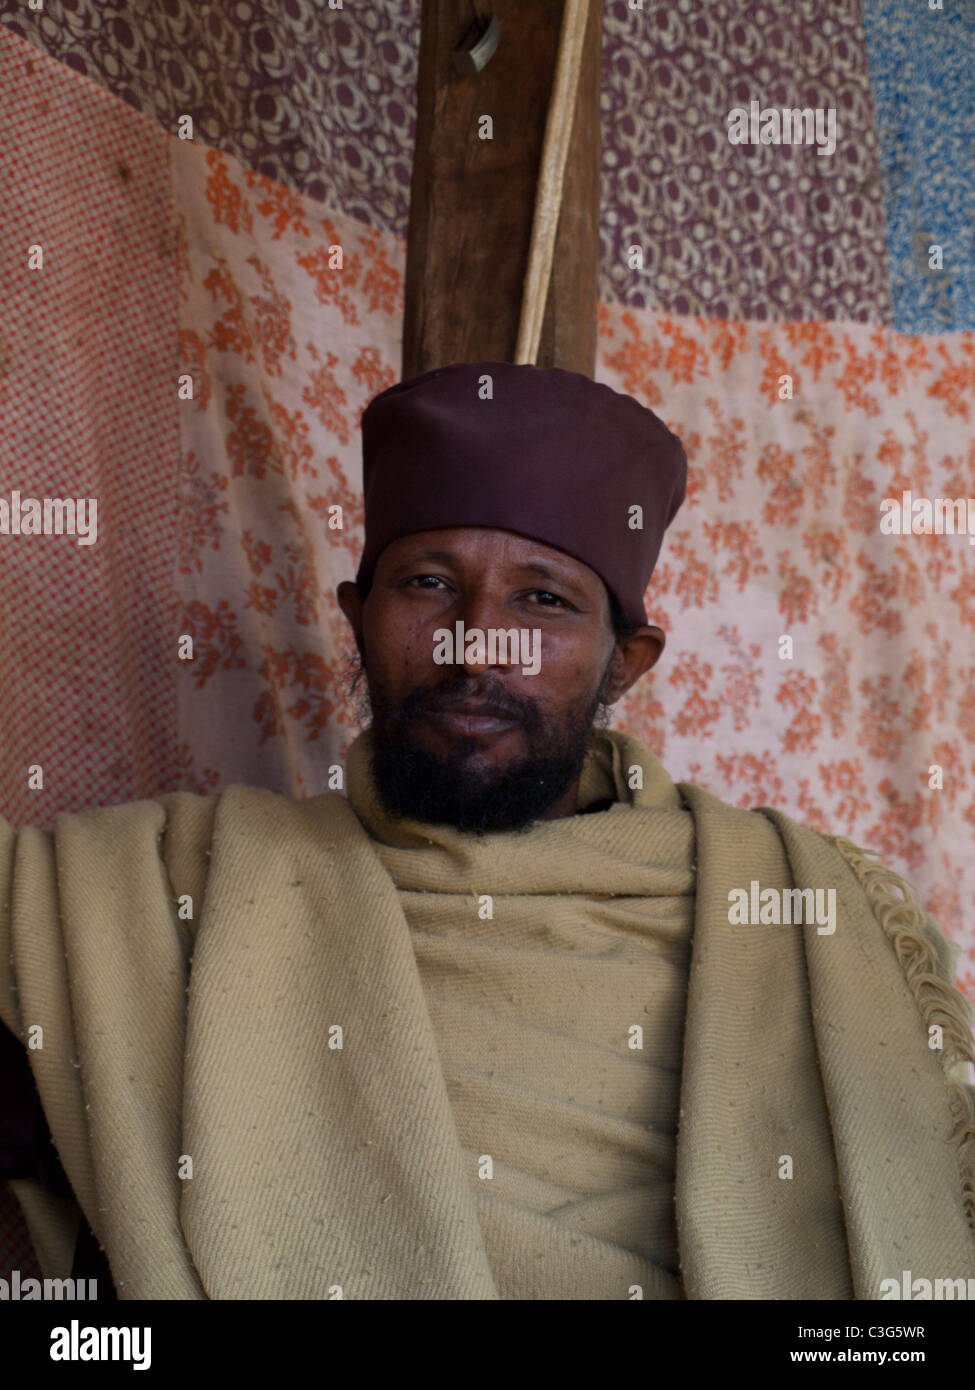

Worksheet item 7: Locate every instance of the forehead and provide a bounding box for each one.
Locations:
[375,527,603,589]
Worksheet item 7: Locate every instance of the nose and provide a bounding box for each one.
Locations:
[454,593,519,676]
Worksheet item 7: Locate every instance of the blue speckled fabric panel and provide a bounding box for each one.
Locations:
[860,0,975,332]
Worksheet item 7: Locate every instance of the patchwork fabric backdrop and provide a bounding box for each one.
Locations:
[2,0,975,1270]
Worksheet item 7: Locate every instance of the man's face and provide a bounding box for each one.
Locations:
[337,527,663,833]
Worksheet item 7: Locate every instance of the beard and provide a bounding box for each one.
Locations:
[352,659,615,834]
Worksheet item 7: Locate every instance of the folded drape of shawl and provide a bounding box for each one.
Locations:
[1,729,973,1299]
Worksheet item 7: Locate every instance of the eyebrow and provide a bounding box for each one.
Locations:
[395,549,457,568]
[514,560,577,586]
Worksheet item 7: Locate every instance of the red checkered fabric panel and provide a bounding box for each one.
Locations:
[0,26,180,827]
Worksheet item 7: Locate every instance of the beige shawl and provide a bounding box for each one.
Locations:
[1,728,973,1298]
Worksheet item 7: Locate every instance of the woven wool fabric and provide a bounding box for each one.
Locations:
[346,727,696,1299]
[1,730,973,1299]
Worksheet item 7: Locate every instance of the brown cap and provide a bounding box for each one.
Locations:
[356,361,687,627]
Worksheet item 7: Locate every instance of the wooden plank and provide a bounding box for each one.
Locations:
[402,0,602,378]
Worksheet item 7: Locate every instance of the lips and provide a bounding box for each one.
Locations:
[422,699,520,737]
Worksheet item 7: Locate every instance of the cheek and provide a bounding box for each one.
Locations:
[366,608,437,686]
[530,635,608,702]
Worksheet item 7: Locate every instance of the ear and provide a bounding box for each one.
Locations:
[604,625,666,704]
[336,581,366,661]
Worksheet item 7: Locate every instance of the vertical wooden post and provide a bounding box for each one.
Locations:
[402,0,602,379]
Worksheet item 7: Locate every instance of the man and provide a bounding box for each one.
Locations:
[2,361,974,1300]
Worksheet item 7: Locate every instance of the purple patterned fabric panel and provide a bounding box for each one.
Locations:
[1,0,892,324]
[1,0,419,233]
[599,0,892,324]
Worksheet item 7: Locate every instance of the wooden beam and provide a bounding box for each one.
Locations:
[402,0,602,379]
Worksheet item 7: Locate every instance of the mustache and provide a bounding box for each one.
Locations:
[400,676,541,726]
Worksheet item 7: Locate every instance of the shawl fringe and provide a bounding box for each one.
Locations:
[828,833,975,1239]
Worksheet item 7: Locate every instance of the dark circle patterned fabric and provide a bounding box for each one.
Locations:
[1,0,892,324]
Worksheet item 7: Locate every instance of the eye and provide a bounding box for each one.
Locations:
[527,590,570,608]
[405,574,448,589]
